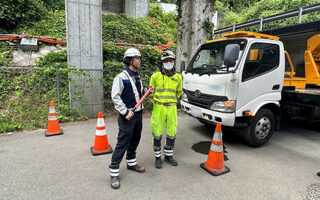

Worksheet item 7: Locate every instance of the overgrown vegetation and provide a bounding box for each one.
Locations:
[17,10,66,41]
[18,3,177,47]
[0,43,13,66]
[0,50,88,133]
[214,0,320,30]
[0,2,175,133]
[149,3,178,47]
[0,44,162,133]
[0,0,46,31]
[102,14,167,45]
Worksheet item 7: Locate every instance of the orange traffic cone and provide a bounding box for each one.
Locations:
[45,101,63,137]
[200,123,230,176]
[90,112,113,156]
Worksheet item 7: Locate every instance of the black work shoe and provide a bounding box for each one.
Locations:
[317,171,320,177]
[110,176,120,189]
[164,156,178,166]
[155,157,162,169]
[127,164,145,173]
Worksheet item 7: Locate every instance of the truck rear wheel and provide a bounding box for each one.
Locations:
[243,108,275,147]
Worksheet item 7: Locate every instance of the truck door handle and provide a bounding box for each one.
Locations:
[272,84,280,90]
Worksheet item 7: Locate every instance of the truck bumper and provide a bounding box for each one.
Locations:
[181,101,235,127]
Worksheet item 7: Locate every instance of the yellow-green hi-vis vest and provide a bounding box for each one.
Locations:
[149,72,182,103]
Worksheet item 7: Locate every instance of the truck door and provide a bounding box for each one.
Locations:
[237,42,283,114]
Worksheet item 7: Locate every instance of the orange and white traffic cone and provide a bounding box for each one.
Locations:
[200,123,230,176]
[45,101,63,137]
[90,112,113,156]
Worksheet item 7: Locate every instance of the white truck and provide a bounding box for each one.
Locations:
[180,30,320,147]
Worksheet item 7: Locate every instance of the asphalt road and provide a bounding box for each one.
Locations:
[0,114,319,200]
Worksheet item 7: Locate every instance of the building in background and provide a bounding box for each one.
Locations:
[102,0,150,18]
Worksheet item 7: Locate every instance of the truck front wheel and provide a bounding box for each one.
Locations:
[243,109,275,147]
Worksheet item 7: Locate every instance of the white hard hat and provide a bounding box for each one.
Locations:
[161,50,175,61]
[123,48,141,60]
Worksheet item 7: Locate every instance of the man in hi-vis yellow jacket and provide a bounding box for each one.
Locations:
[149,50,182,169]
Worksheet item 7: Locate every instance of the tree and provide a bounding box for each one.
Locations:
[0,0,46,31]
[176,0,214,71]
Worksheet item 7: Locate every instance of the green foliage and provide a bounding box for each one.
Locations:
[0,0,46,31]
[103,14,167,45]
[216,0,320,30]
[149,3,178,47]
[41,0,65,10]
[11,4,177,48]
[0,5,176,132]
[0,43,13,66]
[102,43,162,98]
[203,18,215,38]
[0,50,88,133]
[17,10,66,40]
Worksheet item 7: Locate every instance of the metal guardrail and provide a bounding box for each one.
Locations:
[214,3,320,34]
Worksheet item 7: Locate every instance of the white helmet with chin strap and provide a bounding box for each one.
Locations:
[123,48,141,60]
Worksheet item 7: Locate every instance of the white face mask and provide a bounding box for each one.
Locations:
[163,62,174,70]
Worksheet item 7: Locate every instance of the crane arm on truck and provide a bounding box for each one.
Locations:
[305,34,320,85]
[284,34,320,88]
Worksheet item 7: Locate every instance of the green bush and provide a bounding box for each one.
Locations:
[0,43,13,66]
[17,10,66,40]
[102,14,167,45]
[41,0,65,10]
[102,43,162,99]
[149,3,178,46]
[217,0,320,29]
[0,0,46,31]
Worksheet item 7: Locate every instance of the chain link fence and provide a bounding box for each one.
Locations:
[0,66,155,116]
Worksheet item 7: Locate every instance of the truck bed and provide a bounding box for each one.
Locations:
[282,87,320,107]
[281,87,320,122]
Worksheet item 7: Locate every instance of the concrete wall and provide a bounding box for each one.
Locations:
[124,0,150,18]
[102,0,150,17]
[66,0,104,117]
[102,0,123,14]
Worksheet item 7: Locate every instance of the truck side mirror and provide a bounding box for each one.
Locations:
[224,44,240,68]
[180,60,185,73]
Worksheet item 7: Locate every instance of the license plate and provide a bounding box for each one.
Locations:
[191,106,202,118]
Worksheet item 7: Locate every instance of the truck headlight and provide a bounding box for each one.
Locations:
[210,100,236,113]
[182,93,188,102]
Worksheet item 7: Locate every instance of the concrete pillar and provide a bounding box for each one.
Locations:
[65,0,104,117]
[124,0,150,18]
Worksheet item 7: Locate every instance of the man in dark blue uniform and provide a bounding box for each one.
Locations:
[109,48,145,189]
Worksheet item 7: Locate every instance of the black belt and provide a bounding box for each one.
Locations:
[155,102,176,106]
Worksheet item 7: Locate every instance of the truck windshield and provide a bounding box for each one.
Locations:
[186,39,247,75]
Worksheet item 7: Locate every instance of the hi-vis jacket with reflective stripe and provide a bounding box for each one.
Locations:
[149,71,182,103]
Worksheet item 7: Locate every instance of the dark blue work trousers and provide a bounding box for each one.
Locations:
[111,112,143,165]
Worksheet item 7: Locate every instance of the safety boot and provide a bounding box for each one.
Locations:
[155,157,162,169]
[164,156,178,166]
[127,164,145,173]
[110,176,120,189]
[109,164,120,189]
[318,171,320,177]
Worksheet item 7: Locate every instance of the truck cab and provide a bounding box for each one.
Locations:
[181,32,285,147]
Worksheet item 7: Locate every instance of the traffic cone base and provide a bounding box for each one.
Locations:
[90,145,113,156]
[200,162,230,176]
[45,129,64,137]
